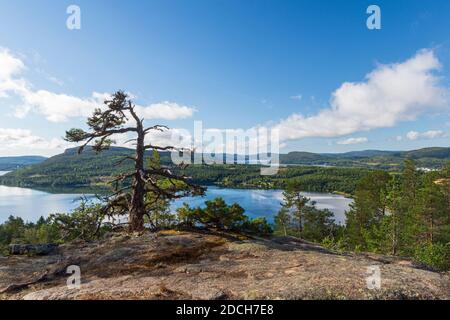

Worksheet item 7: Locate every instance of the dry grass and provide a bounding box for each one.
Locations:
[158,230,185,236]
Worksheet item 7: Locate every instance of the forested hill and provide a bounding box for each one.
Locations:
[0,156,47,171]
[281,147,450,169]
[0,147,151,188]
[0,146,369,194]
[0,146,449,194]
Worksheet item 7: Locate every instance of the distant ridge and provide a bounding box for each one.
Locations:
[0,146,448,191]
[323,150,401,158]
[280,147,450,168]
[0,156,47,171]
[3,146,450,171]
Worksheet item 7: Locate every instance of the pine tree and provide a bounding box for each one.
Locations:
[384,176,403,255]
[416,172,449,245]
[344,171,390,251]
[396,159,421,255]
[274,208,291,236]
[281,183,309,234]
[275,183,339,242]
[302,206,335,242]
[65,91,204,232]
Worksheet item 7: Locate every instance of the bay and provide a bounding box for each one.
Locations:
[0,171,352,225]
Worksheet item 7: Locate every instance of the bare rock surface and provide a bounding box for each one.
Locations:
[0,230,448,300]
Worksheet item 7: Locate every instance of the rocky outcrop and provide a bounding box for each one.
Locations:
[0,231,449,300]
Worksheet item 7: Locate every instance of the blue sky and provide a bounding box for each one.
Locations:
[0,0,449,156]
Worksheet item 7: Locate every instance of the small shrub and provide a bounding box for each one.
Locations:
[49,202,112,241]
[321,236,347,253]
[174,198,273,236]
[199,198,247,230]
[176,203,201,229]
[243,217,273,236]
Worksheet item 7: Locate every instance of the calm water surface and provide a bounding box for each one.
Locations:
[0,171,352,224]
[171,187,352,224]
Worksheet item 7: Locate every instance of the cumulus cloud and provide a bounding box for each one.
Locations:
[0,48,196,122]
[0,49,24,82]
[0,49,27,98]
[2,47,448,156]
[0,128,70,156]
[135,102,196,120]
[14,90,107,122]
[406,130,447,140]
[126,125,279,158]
[336,137,368,145]
[274,49,449,142]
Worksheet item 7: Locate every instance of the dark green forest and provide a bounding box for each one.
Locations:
[2,146,449,194]
[272,160,450,271]
[0,147,373,194]
[0,146,423,195]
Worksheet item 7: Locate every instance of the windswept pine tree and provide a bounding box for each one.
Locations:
[65,91,204,232]
[274,182,339,241]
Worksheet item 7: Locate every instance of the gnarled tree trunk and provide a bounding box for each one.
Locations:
[129,118,146,232]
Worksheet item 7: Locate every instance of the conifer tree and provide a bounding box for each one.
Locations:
[65,91,204,232]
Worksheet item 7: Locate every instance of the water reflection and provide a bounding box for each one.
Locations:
[0,183,352,224]
[171,187,352,224]
[0,185,94,223]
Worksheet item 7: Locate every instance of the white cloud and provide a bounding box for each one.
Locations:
[336,137,368,145]
[290,94,302,101]
[2,47,449,156]
[274,49,449,142]
[16,90,105,122]
[406,130,447,140]
[130,126,279,156]
[0,49,27,98]
[146,128,193,149]
[0,48,24,82]
[0,128,69,156]
[406,131,420,140]
[0,49,196,122]
[135,102,196,120]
